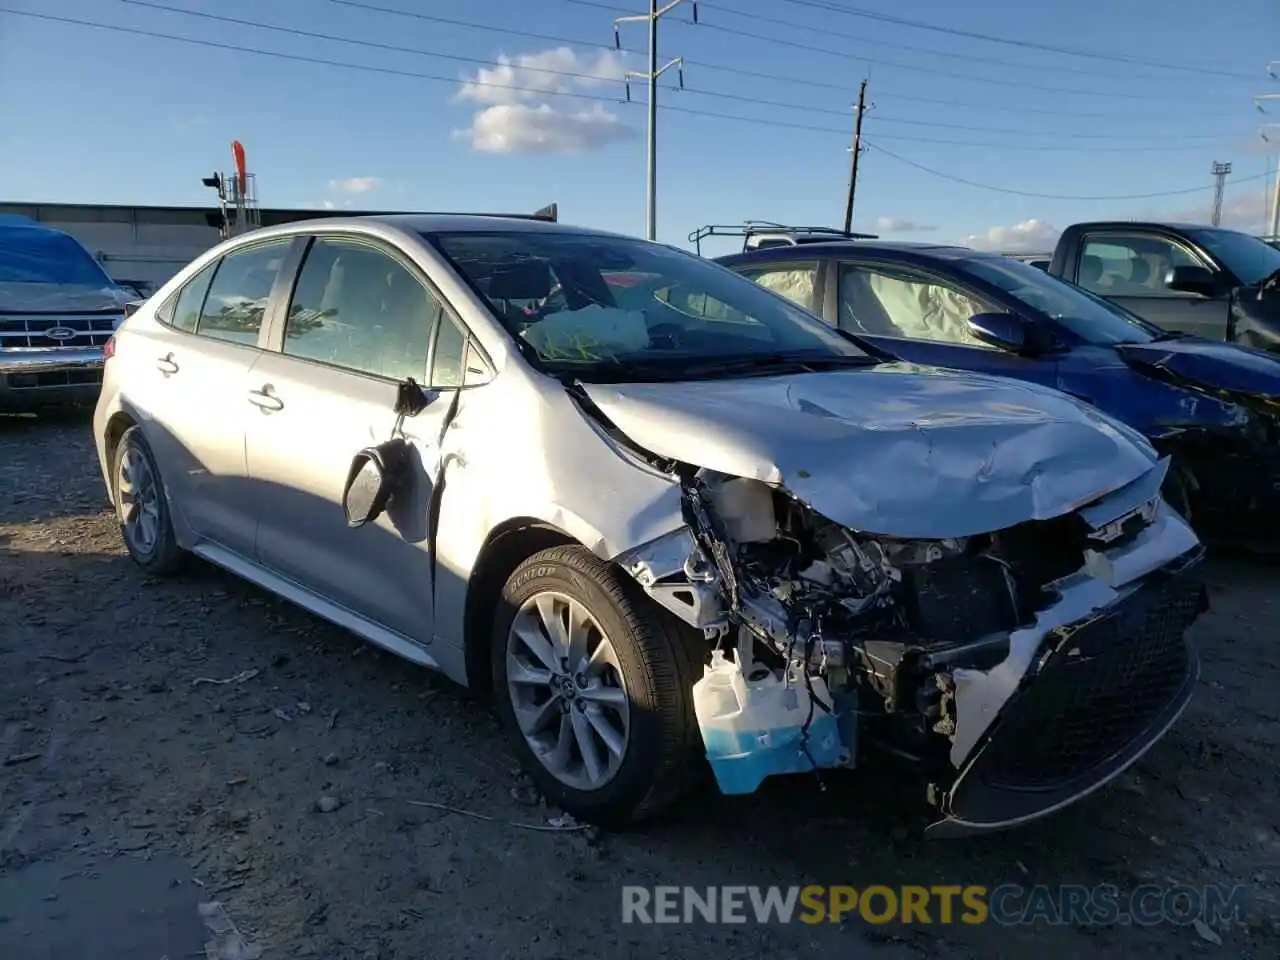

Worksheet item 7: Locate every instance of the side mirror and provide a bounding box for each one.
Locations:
[124,300,144,318]
[967,312,1041,355]
[1165,265,1218,297]
[341,438,411,528]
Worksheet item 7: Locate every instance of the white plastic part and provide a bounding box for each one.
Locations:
[692,649,841,794]
[708,477,776,543]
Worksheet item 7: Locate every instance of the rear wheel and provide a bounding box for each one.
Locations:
[491,545,705,827]
[111,426,185,575]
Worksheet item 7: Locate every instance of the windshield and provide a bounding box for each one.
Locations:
[429,230,870,381]
[959,256,1158,345]
[0,228,114,286]
[1185,228,1280,286]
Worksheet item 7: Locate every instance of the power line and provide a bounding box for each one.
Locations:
[741,0,1258,81]
[113,0,1244,145]
[656,104,1225,152]
[868,142,1276,200]
[0,8,1237,156]
[323,0,1228,121]
[569,0,1191,83]
[563,0,1239,101]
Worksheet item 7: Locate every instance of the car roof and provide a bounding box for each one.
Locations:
[1068,220,1218,233]
[715,240,1001,265]
[240,213,634,242]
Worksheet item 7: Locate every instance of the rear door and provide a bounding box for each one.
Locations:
[1074,231,1230,338]
[244,233,478,645]
[132,237,297,557]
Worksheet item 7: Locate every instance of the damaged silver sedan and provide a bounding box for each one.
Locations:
[93,214,1207,834]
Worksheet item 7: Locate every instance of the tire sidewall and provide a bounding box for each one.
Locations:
[112,427,173,569]
[491,555,668,822]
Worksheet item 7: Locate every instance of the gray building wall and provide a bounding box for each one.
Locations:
[0,202,423,291]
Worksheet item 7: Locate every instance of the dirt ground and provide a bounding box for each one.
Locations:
[1,412,1278,959]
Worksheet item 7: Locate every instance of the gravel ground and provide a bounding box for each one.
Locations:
[1,412,1278,959]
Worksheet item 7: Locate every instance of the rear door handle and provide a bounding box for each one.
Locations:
[155,354,179,375]
[247,385,284,412]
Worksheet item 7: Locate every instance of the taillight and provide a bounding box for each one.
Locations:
[103,335,116,361]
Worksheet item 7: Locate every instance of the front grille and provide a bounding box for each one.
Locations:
[0,313,121,349]
[977,574,1201,791]
[8,368,103,389]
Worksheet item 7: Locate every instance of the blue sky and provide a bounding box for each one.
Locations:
[1,0,1276,254]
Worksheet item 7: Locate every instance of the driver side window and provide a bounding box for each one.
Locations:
[837,263,997,348]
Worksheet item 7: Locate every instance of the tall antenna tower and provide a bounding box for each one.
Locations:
[1210,161,1232,226]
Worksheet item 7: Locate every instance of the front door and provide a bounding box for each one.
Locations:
[244,235,469,644]
[1075,232,1231,339]
[832,260,1062,390]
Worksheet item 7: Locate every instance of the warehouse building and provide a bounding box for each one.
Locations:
[0,201,419,294]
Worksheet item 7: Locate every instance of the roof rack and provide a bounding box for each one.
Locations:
[688,220,877,255]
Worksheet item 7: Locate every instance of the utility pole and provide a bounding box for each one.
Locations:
[615,1,695,241]
[842,79,870,234]
[1210,161,1232,226]
[1255,66,1279,240]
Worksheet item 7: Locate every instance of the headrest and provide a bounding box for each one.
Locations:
[1080,255,1103,285]
[1128,258,1150,283]
[485,260,552,300]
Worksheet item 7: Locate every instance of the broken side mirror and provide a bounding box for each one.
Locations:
[967,312,1043,355]
[342,438,411,528]
[1165,265,1219,298]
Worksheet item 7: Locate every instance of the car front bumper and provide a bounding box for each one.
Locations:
[928,549,1206,837]
[0,348,105,410]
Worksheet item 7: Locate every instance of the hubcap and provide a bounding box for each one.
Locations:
[505,591,630,790]
[117,445,161,557]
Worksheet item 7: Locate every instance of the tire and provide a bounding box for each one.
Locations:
[1162,461,1194,526]
[111,425,185,576]
[491,545,705,828]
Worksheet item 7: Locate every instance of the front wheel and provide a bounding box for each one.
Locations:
[491,545,705,827]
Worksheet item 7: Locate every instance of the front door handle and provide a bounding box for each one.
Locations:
[247,385,284,412]
[155,354,179,375]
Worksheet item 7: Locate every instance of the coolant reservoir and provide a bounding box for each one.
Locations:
[692,649,844,795]
[708,477,776,543]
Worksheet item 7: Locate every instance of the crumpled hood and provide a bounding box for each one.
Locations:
[583,363,1159,539]
[1117,337,1280,400]
[0,282,129,314]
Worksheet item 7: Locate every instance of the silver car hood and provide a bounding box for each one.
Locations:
[581,363,1158,539]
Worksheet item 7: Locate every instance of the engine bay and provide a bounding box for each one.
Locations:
[618,466,1177,795]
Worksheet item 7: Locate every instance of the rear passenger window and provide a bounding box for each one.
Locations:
[198,240,291,346]
[168,262,216,333]
[284,237,443,382]
[431,315,466,388]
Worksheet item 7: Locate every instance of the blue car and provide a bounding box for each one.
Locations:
[716,239,1280,547]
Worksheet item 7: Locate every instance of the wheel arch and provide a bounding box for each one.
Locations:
[462,518,580,690]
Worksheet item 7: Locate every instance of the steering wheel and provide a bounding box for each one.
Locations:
[647,321,684,350]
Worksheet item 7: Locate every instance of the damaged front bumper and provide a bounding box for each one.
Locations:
[929,546,1205,837]
[614,453,1208,835]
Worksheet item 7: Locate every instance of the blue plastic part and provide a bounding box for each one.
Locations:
[704,711,844,795]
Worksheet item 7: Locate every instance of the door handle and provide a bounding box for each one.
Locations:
[247,385,284,412]
[155,354,179,375]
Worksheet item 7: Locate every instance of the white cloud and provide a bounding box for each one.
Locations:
[963,219,1061,253]
[454,47,634,154]
[872,216,937,234]
[328,177,381,196]
[458,103,633,154]
[1163,188,1272,233]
